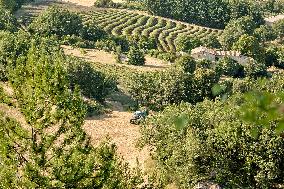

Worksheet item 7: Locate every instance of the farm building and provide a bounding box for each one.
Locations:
[190,46,251,65]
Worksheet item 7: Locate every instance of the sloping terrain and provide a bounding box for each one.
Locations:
[16,0,222,52]
[82,9,222,52]
[84,100,150,169]
[62,45,170,71]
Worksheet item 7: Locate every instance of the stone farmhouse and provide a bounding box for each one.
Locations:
[190,46,252,65]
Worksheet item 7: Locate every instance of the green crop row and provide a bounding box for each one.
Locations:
[82,10,222,52]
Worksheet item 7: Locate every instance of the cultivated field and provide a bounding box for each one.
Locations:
[82,9,223,52]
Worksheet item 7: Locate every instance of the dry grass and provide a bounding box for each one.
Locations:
[83,100,150,169]
[62,45,170,71]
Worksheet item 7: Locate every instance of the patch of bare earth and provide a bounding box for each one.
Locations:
[83,100,150,169]
[60,0,125,7]
[62,45,170,71]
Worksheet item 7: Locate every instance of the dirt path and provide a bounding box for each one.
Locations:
[62,45,170,71]
[1,81,150,169]
[83,100,150,169]
[60,0,125,6]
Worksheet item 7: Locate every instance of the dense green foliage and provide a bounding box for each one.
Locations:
[232,34,263,60]
[244,59,267,79]
[0,8,18,32]
[29,6,83,37]
[67,58,117,102]
[1,1,284,187]
[126,59,220,110]
[140,90,284,188]
[0,36,145,187]
[127,47,145,66]
[85,9,221,52]
[0,30,32,81]
[273,19,284,38]
[217,57,244,77]
[265,45,284,68]
[144,0,265,29]
[0,0,33,11]
[219,16,257,50]
[174,55,196,74]
[29,6,106,43]
[176,35,201,53]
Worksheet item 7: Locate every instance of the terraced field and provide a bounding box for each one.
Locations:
[82,9,223,52]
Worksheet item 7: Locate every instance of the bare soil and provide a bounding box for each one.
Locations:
[0,82,150,168]
[62,45,170,71]
[84,100,150,169]
[61,0,125,7]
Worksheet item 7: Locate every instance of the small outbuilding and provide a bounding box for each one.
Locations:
[190,46,252,65]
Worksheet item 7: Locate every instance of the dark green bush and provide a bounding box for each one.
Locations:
[273,19,284,38]
[141,91,284,188]
[95,39,117,52]
[244,59,267,79]
[79,21,107,41]
[0,0,33,11]
[67,58,117,102]
[94,0,115,7]
[196,59,212,69]
[0,7,18,32]
[148,49,178,62]
[175,55,196,74]
[128,35,157,51]
[0,31,14,81]
[126,68,188,110]
[126,65,220,110]
[253,25,277,43]
[190,67,220,102]
[29,6,83,37]
[202,35,221,49]
[218,57,244,77]
[176,35,202,53]
[265,46,284,69]
[219,16,257,50]
[127,47,145,66]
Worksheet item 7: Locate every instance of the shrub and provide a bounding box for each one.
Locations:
[95,39,117,52]
[67,58,117,102]
[128,35,157,51]
[202,35,221,49]
[126,65,220,110]
[148,49,178,62]
[218,57,244,77]
[232,34,263,60]
[253,25,277,43]
[273,19,284,38]
[219,16,257,50]
[28,6,83,37]
[244,59,267,79]
[0,31,14,81]
[0,0,33,11]
[265,46,284,68]
[175,55,196,74]
[127,47,145,66]
[79,21,107,41]
[94,0,115,7]
[0,0,17,11]
[141,92,284,188]
[196,59,212,69]
[0,7,18,32]
[126,68,188,110]
[176,35,202,53]
[190,67,220,102]
[2,39,146,188]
